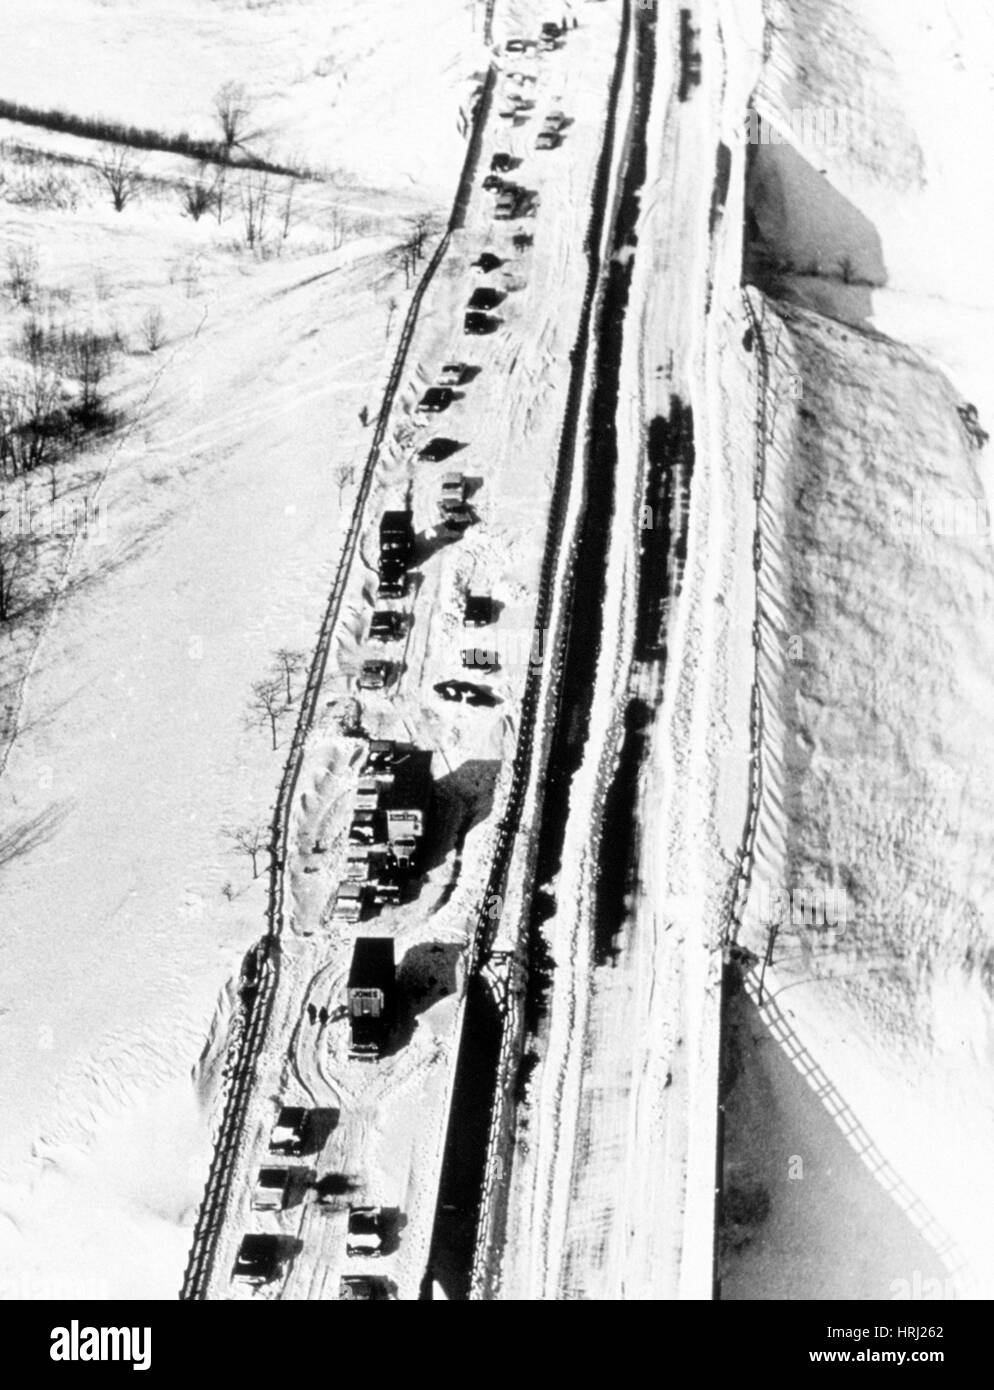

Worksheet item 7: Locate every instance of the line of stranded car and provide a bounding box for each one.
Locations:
[231,18,569,1301]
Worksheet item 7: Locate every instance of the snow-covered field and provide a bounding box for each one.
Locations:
[0,0,479,196]
[0,0,483,1300]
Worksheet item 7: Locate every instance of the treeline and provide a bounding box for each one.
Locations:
[0,98,308,179]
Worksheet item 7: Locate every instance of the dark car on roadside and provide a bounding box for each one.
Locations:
[468,286,503,311]
[434,680,500,708]
[339,1275,391,1301]
[416,386,454,414]
[490,152,514,172]
[368,610,404,643]
[418,436,461,462]
[462,594,493,627]
[471,252,503,273]
[378,560,407,599]
[464,311,497,335]
[357,659,390,690]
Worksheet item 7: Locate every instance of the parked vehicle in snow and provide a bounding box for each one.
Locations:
[463,594,494,627]
[418,435,461,461]
[339,1275,390,1300]
[331,881,367,924]
[535,127,560,150]
[349,808,387,849]
[378,510,414,564]
[358,659,390,691]
[471,252,502,273]
[465,311,498,335]
[441,472,467,512]
[269,1106,310,1156]
[347,937,396,1058]
[468,286,502,311]
[539,21,561,50]
[368,610,404,644]
[346,1205,385,1257]
[490,152,515,172]
[437,361,468,387]
[493,186,522,220]
[232,1234,287,1286]
[439,472,473,529]
[363,738,401,774]
[252,1167,292,1212]
[416,386,454,414]
[377,560,407,600]
[434,680,500,707]
[379,747,433,865]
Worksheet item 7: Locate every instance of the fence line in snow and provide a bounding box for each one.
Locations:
[742,973,974,1291]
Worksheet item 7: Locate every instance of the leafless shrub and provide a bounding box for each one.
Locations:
[6,244,38,306]
[213,82,253,153]
[385,296,398,338]
[239,169,271,250]
[180,177,216,221]
[140,307,165,353]
[95,145,142,212]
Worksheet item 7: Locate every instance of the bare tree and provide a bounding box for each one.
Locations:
[389,238,418,288]
[385,295,399,339]
[96,146,141,212]
[212,166,228,225]
[0,508,27,623]
[273,647,307,704]
[223,823,268,878]
[239,170,271,250]
[247,675,285,749]
[407,212,436,262]
[280,179,296,243]
[5,244,38,306]
[213,81,253,153]
[67,329,112,423]
[180,177,216,222]
[140,307,165,353]
[4,365,64,474]
[332,462,355,507]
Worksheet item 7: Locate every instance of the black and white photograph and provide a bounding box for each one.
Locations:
[0,0,990,1354]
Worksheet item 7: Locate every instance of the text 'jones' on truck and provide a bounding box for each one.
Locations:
[347,936,396,1059]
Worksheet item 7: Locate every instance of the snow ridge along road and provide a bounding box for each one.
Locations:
[180,63,498,1302]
